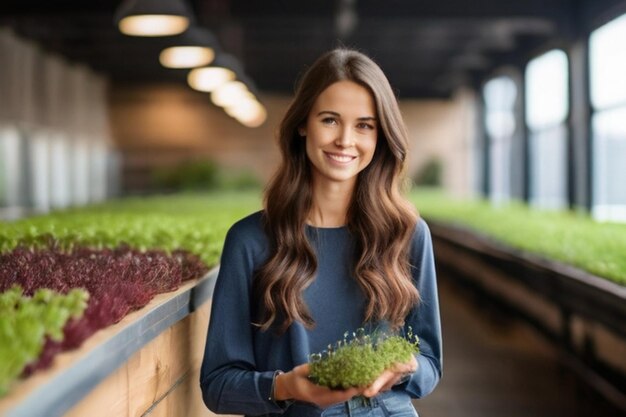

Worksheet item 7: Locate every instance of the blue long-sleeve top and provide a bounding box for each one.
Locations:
[200,211,442,417]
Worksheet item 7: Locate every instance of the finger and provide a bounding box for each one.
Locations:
[387,364,417,381]
[363,370,394,398]
[380,375,402,392]
[379,383,394,393]
[294,363,310,376]
[390,360,416,374]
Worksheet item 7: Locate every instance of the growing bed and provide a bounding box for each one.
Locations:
[409,189,626,410]
[0,192,261,416]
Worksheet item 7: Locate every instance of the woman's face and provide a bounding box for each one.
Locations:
[300,80,378,189]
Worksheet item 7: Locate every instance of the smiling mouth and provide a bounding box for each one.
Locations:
[325,152,357,163]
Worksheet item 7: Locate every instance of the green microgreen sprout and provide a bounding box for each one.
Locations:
[309,327,420,389]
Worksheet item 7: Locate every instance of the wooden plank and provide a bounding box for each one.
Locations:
[64,299,240,417]
[185,298,240,417]
[148,373,240,417]
[64,301,222,417]
[63,361,129,417]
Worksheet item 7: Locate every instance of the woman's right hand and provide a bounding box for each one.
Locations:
[274,363,363,408]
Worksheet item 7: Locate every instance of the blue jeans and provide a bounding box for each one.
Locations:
[321,391,418,417]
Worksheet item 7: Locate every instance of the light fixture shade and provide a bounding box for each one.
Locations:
[211,81,252,107]
[234,73,262,101]
[160,46,215,68]
[188,67,236,92]
[115,0,194,36]
[209,54,245,79]
[159,26,220,68]
[226,98,267,128]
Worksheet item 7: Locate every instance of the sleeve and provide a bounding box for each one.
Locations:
[400,219,443,398]
[199,225,289,415]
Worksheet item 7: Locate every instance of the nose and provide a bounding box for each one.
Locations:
[334,126,354,148]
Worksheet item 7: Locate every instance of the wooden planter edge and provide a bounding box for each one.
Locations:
[426,218,626,410]
[2,266,220,417]
[427,218,626,334]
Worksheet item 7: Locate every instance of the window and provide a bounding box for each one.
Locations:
[591,107,626,220]
[49,133,72,209]
[29,132,51,212]
[525,49,569,209]
[484,76,517,204]
[0,132,6,208]
[0,126,23,213]
[590,14,626,221]
[90,142,109,203]
[71,140,91,206]
[0,30,119,218]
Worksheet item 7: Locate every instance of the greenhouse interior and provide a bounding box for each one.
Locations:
[1,1,625,417]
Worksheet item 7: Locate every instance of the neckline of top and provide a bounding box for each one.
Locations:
[305,223,348,231]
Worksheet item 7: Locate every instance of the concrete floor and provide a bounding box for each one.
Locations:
[414,276,625,417]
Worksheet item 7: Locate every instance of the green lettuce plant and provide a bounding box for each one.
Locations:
[309,328,420,389]
[0,286,89,396]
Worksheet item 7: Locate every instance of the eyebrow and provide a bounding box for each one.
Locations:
[317,110,377,122]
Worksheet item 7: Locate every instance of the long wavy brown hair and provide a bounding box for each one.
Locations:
[253,48,419,333]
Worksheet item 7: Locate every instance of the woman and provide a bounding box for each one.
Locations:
[200,48,442,417]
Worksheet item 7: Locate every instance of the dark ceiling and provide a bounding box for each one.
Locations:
[1,0,625,98]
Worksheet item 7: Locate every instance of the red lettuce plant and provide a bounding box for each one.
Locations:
[0,243,208,374]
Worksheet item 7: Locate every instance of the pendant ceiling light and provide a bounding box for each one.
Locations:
[188,67,235,92]
[159,27,218,68]
[186,53,267,127]
[223,74,267,127]
[187,54,242,92]
[115,0,194,37]
[226,98,267,127]
[211,81,254,108]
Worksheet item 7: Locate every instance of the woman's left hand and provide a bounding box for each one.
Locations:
[362,355,418,398]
